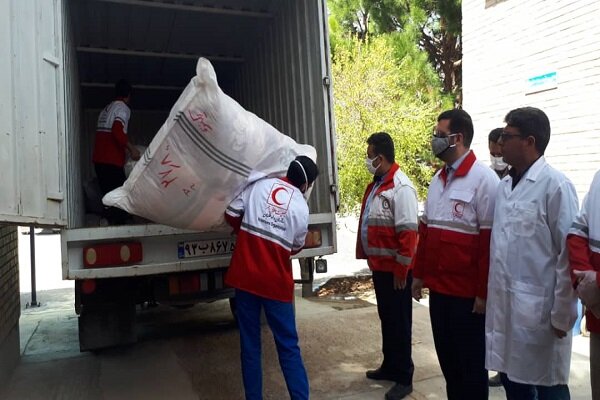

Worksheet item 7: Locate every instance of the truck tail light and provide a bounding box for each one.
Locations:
[303,228,322,249]
[83,242,143,268]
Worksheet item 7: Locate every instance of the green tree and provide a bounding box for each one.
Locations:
[328,0,462,103]
[332,36,452,213]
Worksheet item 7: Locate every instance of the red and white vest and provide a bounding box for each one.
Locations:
[414,151,499,299]
[568,169,600,333]
[224,177,308,302]
[356,163,419,279]
[92,100,131,167]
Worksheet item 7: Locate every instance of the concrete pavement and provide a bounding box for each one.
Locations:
[6,219,592,399]
[1,287,592,400]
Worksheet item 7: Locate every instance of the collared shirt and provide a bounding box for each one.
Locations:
[445,150,471,183]
[361,173,384,254]
[509,156,541,190]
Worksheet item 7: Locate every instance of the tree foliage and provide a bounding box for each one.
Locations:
[332,36,452,213]
[328,0,462,103]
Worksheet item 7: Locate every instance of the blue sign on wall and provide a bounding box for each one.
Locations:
[526,71,557,94]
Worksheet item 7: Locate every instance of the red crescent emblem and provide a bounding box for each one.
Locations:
[271,187,288,206]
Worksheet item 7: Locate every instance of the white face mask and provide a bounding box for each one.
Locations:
[491,156,508,171]
[365,156,380,175]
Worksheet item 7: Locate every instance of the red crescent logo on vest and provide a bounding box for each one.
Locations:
[271,187,288,206]
[452,201,464,218]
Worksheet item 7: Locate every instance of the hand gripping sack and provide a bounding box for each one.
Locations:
[103,58,316,231]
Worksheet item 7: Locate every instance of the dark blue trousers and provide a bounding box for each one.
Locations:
[500,373,570,400]
[372,270,414,385]
[235,289,309,400]
[429,291,488,400]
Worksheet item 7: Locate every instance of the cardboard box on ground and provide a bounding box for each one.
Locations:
[102,58,316,231]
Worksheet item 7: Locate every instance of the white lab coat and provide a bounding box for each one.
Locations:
[486,156,579,386]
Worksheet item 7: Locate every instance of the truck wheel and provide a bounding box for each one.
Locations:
[79,302,137,351]
[229,297,238,323]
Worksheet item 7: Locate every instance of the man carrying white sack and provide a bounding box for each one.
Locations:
[567,169,600,399]
[224,156,319,400]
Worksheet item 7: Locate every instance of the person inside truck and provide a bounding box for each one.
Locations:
[92,79,141,225]
[224,155,319,400]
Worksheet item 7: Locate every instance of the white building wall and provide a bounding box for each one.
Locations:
[463,0,600,199]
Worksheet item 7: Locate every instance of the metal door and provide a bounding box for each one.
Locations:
[0,0,66,226]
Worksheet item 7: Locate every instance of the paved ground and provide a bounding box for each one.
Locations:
[4,219,593,399]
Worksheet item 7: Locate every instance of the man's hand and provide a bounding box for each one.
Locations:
[393,275,407,290]
[411,278,423,301]
[130,147,141,161]
[574,270,600,307]
[472,296,486,314]
[552,325,567,339]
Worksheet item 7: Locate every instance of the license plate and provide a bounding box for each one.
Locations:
[178,239,235,259]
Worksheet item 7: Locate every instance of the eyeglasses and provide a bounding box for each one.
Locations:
[499,133,523,141]
[432,130,458,139]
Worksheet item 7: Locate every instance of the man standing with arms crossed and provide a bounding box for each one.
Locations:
[357,132,419,400]
[486,107,578,399]
[412,109,499,400]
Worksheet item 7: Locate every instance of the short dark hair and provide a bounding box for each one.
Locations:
[437,109,474,147]
[488,128,504,143]
[115,79,132,98]
[366,132,395,163]
[287,156,319,188]
[504,107,550,154]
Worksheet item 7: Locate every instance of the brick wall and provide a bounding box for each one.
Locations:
[463,0,600,199]
[0,224,19,388]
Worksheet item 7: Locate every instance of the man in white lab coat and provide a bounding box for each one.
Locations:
[486,107,579,400]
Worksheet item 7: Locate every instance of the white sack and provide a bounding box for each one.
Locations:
[103,58,316,231]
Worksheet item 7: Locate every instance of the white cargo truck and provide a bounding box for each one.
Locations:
[0,0,338,350]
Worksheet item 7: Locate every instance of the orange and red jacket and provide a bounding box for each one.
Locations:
[413,151,499,299]
[356,163,419,280]
[568,169,600,333]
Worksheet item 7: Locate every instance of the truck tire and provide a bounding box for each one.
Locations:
[78,302,136,352]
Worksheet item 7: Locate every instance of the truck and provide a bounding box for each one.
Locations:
[0,0,338,351]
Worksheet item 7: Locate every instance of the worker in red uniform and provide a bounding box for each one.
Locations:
[568,169,600,399]
[412,109,499,400]
[357,132,418,400]
[224,155,319,400]
[92,79,140,224]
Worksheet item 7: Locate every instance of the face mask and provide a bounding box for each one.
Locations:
[491,156,508,171]
[302,184,314,201]
[431,134,457,157]
[365,156,380,175]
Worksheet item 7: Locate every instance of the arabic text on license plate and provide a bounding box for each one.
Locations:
[178,239,235,259]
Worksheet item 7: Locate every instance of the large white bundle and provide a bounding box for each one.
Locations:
[103,58,316,231]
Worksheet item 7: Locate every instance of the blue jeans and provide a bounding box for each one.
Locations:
[500,373,570,400]
[235,289,309,400]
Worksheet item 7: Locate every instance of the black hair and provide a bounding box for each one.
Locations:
[287,156,319,189]
[115,79,132,98]
[437,109,474,147]
[488,127,504,143]
[504,107,550,154]
[366,132,395,163]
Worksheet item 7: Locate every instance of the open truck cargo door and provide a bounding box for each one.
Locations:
[0,0,66,227]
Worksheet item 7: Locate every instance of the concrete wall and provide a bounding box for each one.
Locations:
[0,225,20,387]
[463,0,600,199]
